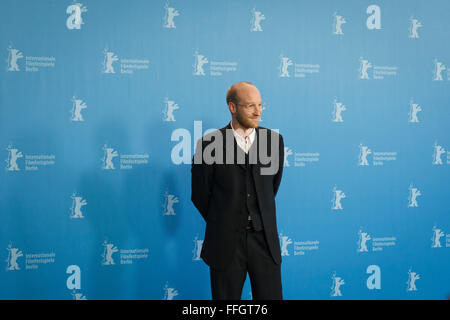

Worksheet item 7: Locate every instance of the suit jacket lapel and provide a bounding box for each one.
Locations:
[251,127,262,173]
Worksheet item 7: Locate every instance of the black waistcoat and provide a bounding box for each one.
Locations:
[243,149,263,231]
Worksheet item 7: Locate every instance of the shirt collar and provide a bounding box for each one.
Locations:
[230,121,256,143]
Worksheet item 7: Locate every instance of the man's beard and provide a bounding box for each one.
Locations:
[236,112,259,129]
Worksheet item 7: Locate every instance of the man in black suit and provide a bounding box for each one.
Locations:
[191,81,284,300]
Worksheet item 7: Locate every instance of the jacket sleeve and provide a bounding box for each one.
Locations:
[191,138,214,221]
[273,133,284,197]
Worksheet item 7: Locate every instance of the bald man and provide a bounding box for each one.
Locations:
[191,82,284,300]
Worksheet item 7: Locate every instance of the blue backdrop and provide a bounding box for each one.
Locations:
[1,0,449,300]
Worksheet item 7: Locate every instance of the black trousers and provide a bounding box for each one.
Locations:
[209,228,282,300]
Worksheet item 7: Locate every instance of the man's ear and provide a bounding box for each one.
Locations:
[228,102,236,115]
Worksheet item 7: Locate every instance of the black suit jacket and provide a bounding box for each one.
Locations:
[191,123,284,271]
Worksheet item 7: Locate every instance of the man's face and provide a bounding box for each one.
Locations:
[231,85,262,129]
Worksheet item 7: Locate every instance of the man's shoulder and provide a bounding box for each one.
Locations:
[194,125,228,150]
[195,124,283,148]
[257,126,283,140]
[198,127,225,141]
